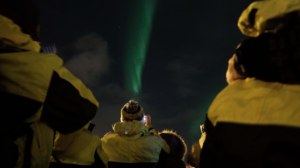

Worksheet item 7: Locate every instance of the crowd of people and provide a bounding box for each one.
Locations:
[1,0,300,168]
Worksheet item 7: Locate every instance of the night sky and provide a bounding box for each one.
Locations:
[36,0,255,149]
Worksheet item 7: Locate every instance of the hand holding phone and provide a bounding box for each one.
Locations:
[144,114,151,126]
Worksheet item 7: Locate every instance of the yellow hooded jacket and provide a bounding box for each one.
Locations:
[51,122,108,168]
[0,15,99,168]
[200,1,300,167]
[200,78,300,168]
[101,120,170,165]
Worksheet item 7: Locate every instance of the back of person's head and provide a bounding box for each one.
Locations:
[0,0,40,41]
[159,130,187,160]
[156,130,187,168]
[121,100,145,122]
[234,11,300,84]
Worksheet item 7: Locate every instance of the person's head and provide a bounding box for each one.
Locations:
[227,11,300,85]
[159,130,187,161]
[120,100,145,123]
[0,0,40,41]
[200,122,206,134]
[226,54,245,84]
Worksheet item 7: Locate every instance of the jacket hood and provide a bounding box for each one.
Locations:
[0,14,40,52]
[238,0,300,37]
[159,130,187,160]
[112,120,149,136]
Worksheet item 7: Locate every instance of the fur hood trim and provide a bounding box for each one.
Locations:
[159,130,187,160]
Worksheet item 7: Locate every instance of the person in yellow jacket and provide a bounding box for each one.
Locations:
[49,122,108,168]
[186,122,206,168]
[200,0,300,167]
[101,100,170,168]
[0,1,99,168]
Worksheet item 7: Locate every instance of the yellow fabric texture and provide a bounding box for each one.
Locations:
[0,14,98,108]
[0,15,98,168]
[0,15,40,52]
[199,132,206,149]
[51,123,108,167]
[208,78,300,128]
[102,120,168,163]
[14,122,54,168]
[238,0,300,37]
[147,125,170,154]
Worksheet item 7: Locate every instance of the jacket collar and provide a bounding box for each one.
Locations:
[112,120,149,136]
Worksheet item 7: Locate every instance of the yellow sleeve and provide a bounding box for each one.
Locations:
[146,125,170,154]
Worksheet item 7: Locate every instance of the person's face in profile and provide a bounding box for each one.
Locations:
[226,54,245,84]
[200,123,205,134]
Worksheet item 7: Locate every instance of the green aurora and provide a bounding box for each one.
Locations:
[123,0,158,96]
